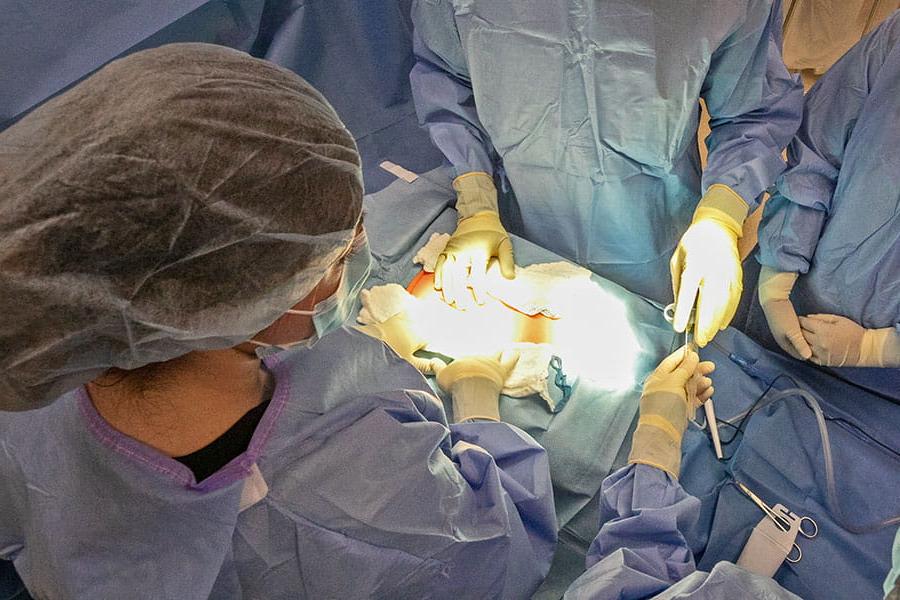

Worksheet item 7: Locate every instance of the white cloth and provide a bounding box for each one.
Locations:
[357,284,419,324]
[500,343,558,407]
[487,261,593,318]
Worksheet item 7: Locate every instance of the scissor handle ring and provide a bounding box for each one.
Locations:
[663,303,677,323]
[786,543,802,564]
[799,516,818,538]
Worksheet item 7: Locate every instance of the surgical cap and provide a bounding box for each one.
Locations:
[0,43,363,411]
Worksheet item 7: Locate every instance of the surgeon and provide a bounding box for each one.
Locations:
[410,0,803,347]
[563,349,807,599]
[0,44,558,599]
[756,11,900,368]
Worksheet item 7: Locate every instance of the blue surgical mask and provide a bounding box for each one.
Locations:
[251,235,372,353]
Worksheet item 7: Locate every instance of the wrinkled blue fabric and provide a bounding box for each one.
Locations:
[0,328,556,599]
[251,0,444,192]
[410,0,802,299]
[678,327,900,600]
[563,464,799,599]
[0,1,443,193]
[758,11,900,333]
[0,1,264,128]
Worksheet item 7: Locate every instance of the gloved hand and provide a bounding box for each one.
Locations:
[435,172,515,309]
[436,354,518,423]
[356,312,446,374]
[799,314,900,367]
[628,347,715,479]
[758,267,813,360]
[671,184,749,347]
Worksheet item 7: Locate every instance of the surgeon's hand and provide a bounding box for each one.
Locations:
[671,185,749,347]
[356,313,446,374]
[797,314,900,368]
[628,347,715,478]
[436,354,518,423]
[435,172,515,309]
[758,267,813,360]
[798,314,864,366]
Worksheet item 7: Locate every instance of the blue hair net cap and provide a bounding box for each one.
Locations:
[0,43,363,410]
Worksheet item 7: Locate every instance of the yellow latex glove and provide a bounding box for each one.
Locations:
[628,347,716,479]
[435,172,515,309]
[671,185,749,347]
[356,313,446,374]
[799,314,900,367]
[436,354,518,423]
[758,267,813,360]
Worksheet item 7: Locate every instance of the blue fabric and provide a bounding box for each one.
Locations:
[363,169,677,535]
[677,328,900,600]
[0,1,264,128]
[0,328,556,599]
[0,0,444,193]
[758,11,900,332]
[410,0,802,298]
[250,0,444,192]
[563,465,799,599]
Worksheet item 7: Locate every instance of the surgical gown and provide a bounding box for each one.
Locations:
[410,0,803,302]
[563,465,800,599]
[0,328,557,599]
[758,11,900,333]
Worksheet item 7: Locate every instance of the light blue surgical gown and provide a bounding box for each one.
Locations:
[758,11,900,334]
[410,0,803,302]
[0,328,557,599]
[563,464,800,599]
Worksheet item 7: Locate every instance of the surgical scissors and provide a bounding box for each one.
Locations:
[663,303,723,458]
[737,482,818,563]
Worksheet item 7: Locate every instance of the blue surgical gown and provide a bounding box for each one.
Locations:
[758,11,900,334]
[563,465,800,599]
[410,0,802,302]
[0,328,557,599]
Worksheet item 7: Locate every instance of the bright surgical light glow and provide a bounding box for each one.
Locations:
[408,265,643,393]
[544,276,642,392]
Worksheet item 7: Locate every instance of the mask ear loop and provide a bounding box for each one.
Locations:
[251,245,354,348]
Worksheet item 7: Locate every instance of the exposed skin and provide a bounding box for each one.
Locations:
[87,252,348,458]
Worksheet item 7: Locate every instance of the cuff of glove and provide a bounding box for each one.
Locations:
[860,327,900,368]
[628,417,683,479]
[437,357,507,391]
[449,378,502,423]
[694,184,749,238]
[453,172,499,218]
[758,267,799,304]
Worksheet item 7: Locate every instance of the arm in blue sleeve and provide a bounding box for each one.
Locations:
[758,13,900,273]
[702,0,803,210]
[450,421,559,586]
[409,0,496,176]
[327,388,557,598]
[563,465,701,600]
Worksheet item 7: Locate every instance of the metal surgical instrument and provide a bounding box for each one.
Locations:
[663,303,723,458]
[737,482,819,563]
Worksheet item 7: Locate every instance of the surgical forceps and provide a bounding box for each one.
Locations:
[737,482,819,563]
[663,303,723,458]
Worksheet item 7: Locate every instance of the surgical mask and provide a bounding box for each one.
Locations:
[251,234,372,353]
